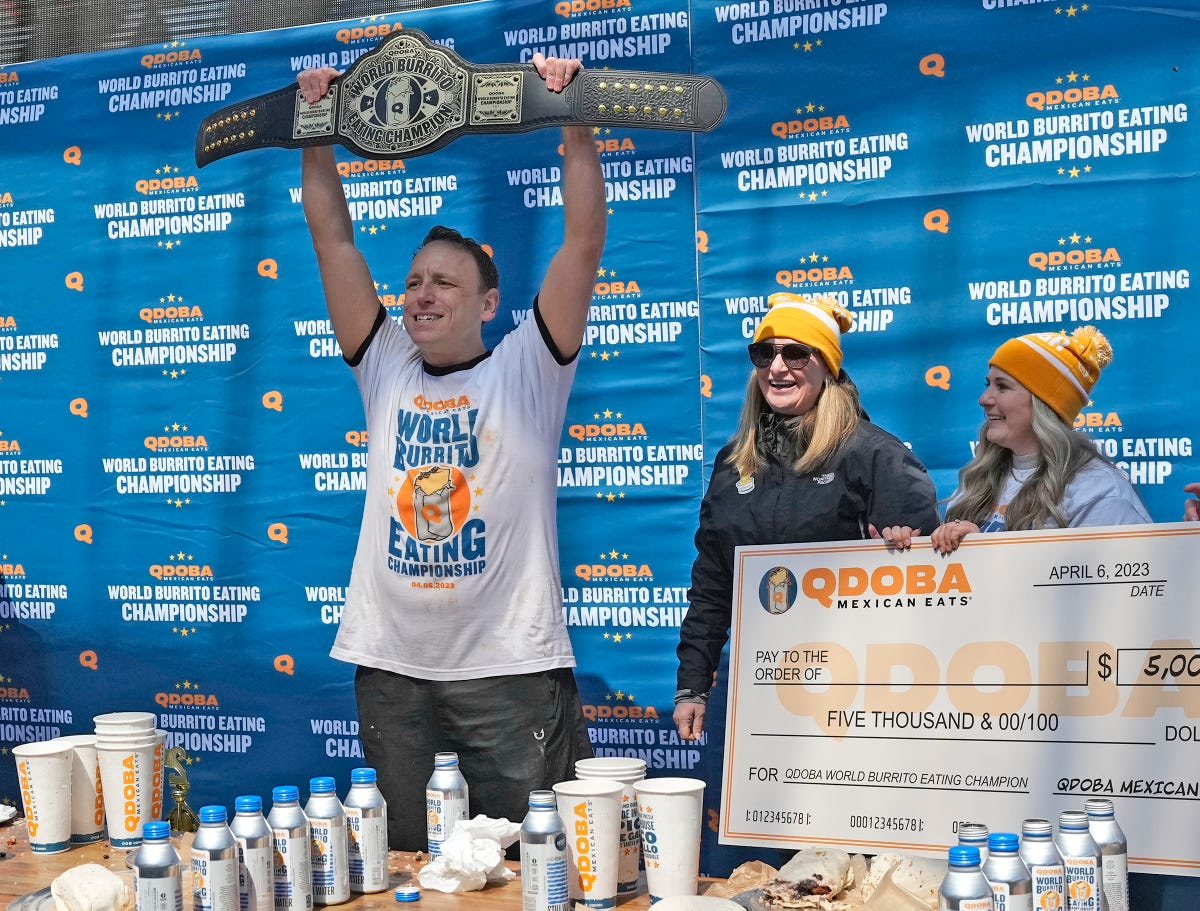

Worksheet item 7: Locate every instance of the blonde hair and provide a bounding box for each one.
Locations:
[945,397,1104,529]
[726,370,862,478]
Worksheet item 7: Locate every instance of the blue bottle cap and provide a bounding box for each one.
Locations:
[235,795,263,813]
[988,832,1019,852]
[199,805,228,823]
[309,775,337,793]
[948,845,981,866]
[394,884,420,902]
[142,820,171,840]
[351,767,378,783]
[272,785,300,803]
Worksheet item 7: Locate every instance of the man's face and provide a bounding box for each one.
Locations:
[403,240,498,366]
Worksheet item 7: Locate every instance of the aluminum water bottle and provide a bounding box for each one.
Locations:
[343,767,389,894]
[1086,798,1128,911]
[958,822,990,866]
[983,833,1032,911]
[305,776,350,905]
[192,805,239,911]
[1019,818,1064,911]
[426,751,469,856]
[230,795,272,911]
[938,845,993,911]
[268,785,314,911]
[520,790,570,911]
[1056,810,1105,911]
[132,820,183,911]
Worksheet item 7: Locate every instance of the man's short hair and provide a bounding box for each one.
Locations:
[417,225,500,292]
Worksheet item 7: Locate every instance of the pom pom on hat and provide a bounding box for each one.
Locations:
[989,325,1113,423]
[755,292,854,376]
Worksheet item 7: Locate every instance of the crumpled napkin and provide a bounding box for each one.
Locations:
[416,815,522,893]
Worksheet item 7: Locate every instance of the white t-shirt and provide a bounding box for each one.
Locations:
[330,310,577,680]
[974,452,1152,532]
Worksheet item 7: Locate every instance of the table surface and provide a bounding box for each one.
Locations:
[0,819,724,907]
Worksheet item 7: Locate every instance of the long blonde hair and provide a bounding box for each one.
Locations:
[945,397,1103,529]
[726,370,862,478]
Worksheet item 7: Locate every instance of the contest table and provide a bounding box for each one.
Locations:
[0,819,712,907]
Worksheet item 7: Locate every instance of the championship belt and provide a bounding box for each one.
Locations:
[195,28,727,167]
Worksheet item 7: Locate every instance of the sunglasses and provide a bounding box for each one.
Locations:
[747,341,815,369]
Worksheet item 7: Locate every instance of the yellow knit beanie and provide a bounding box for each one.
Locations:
[755,293,854,375]
[988,326,1113,423]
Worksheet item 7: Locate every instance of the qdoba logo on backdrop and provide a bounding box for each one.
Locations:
[771,101,850,139]
[144,425,209,452]
[147,551,214,581]
[1026,73,1119,113]
[155,681,220,709]
[575,551,654,583]
[1027,230,1121,273]
[593,266,641,299]
[140,46,202,69]
[0,681,31,700]
[775,251,854,289]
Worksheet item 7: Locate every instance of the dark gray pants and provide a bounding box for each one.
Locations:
[354,666,593,851]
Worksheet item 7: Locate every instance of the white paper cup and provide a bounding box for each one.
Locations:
[576,758,647,895]
[54,735,107,844]
[13,740,73,854]
[553,778,624,910]
[634,777,706,901]
[93,711,156,733]
[96,737,164,848]
[575,757,647,777]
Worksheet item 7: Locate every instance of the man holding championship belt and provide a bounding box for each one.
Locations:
[294,53,603,850]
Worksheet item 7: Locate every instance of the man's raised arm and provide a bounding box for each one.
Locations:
[531,57,607,359]
[298,68,381,359]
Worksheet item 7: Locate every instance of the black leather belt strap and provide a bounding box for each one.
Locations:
[195,28,727,167]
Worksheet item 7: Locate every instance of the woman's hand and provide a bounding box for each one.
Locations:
[870,525,920,550]
[930,519,980,554]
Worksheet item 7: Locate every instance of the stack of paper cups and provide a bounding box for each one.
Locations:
[54,734,107,844]
[93,712,164,848]
[575,757,647,896]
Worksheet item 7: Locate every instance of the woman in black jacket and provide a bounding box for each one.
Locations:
[673,292,940,740]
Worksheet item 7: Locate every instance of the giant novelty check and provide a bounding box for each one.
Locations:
[723,523,1200,876]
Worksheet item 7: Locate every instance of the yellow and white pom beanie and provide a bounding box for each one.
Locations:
[989,325,1113,423]
[755,292,854,376]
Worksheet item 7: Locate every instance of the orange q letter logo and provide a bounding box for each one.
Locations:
[925,366,950,390]
[924,209,950,234]
[267,522,289,544]
[74,524,93,544]
[262,391,283,412]
[257,259,278,280]
[919,54,945,78]
[65,272,84,292]
[69,398,89,418]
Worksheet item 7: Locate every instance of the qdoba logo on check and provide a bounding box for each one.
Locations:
[801,562,971,609]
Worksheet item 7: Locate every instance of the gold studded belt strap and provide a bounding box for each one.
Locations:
[195,28,727,167]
